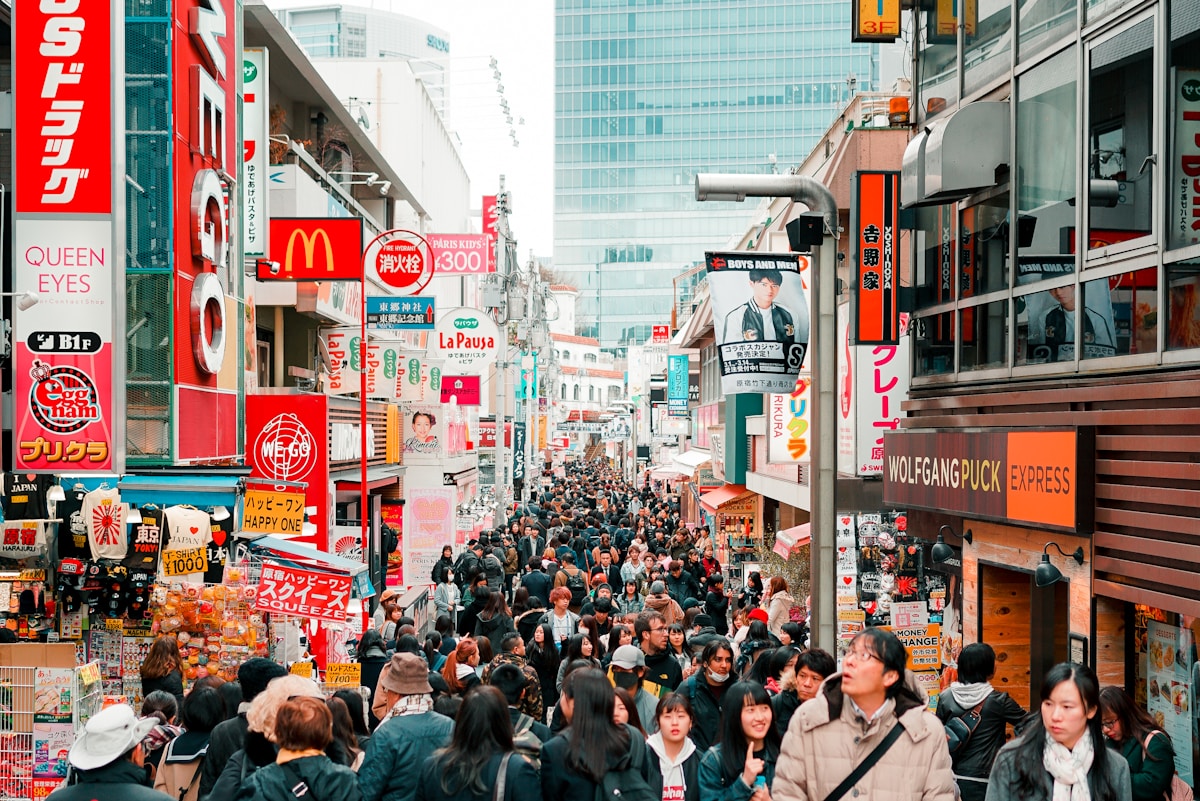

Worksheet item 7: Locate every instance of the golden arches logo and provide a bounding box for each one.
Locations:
[283,227,336,276]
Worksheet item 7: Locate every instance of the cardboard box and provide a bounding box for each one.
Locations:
[0,645,76,669]
[0,645,77,734]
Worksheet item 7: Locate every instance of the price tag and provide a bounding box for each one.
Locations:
[79,662,101,685]
[325,663,361,686]
[161,546,209,577]
[289,662,313,679]
[104,618,123,631]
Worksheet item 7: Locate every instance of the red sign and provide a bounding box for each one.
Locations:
[428,233,494,274]
[381,501,404,587]
[15,2,113,214]
[255,560,352,624]
[246,394,329,549]
[652,325,670,344]
[365,230,434,295]
[851,172,900,345]
[483,195,498,272]
[477,420,513,448]
[441,375,482,405]
[264,218,364,281]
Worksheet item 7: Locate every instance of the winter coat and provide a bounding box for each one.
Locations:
[483,552,505,591]
[515,609,545,645]
[474,611,516,655]
[208,731,278,801]
[457,597,487,638]
[154,730,211,801]
[434,583,460,620]
[935,684,1029,801]
[644,649,684,693]
[667,572,702,604]
[414,750,537,801]
[772,673,956,801]
[771,690,801,741]
[540,724,655,801]
[704,591,730,636]
[520,570,553,607]
[142,669,185,710]
[1109,731,1175,801]
[201,713,249,797]
[698,741,777,801]
[48,759,175,801]
[431,556,455,585]
[645,593,684,625]
[985,736,1131,801]
[765,591,795,638]
[518,535,547,570]
[357,710,454,801]
[502,545,520,576]
[235,755,361,801]
[480,652,544,722]
[682,673,736,752]
[616,592,645,615]
[647,732,702,801]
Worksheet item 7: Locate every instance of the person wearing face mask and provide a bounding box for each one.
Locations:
[608,644,661,730]
[679,639,736,752]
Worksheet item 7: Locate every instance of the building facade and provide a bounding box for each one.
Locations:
[553,0,881,348]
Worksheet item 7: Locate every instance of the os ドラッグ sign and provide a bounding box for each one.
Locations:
[432,307,500,376]
[882,429,1093,531]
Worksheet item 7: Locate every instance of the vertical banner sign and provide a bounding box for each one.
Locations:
[13,1,121,472]
[1171,69,1200,251]
[705,252,810,394]
[667,354,689,417]
[246,395,330,549]
[322,328,361,396]
[242,49,269,257]
[853,0,902,42]
[512,423,527,483]
[404,487,456,584]
[381,500,404,588]
[483,195,499,273]
[768,375,812,464]
[851,172,901,345]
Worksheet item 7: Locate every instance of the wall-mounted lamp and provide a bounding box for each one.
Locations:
[1035,541,1085,587]
[211,505,230,522]
[2,290,40,311]
[931,524,972,563]
[46,484,66,504]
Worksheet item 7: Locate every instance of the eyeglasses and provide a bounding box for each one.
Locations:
[649,625,666,633]
[1101,719,1119,730]
[844,647,880,664]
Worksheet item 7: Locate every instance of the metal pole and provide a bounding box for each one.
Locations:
[493,178,508,511]
[810,233,838,652]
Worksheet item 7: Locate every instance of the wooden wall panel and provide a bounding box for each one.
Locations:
[1094,595,1126,688]
[980,565,1032,710]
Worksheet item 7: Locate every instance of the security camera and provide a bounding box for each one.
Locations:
[257,259,281,276]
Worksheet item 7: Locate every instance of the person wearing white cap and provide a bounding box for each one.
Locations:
[49,704,175,801]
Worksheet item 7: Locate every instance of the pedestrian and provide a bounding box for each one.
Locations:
[474,590,516,656]
[935,642,1029,801]
[556,634,602,693]
[680,639,737,752]
[49,704,174,801]
[704,575,731,637]
[431,546,455,586]
[480,631,544,723]
[737,573,764,612]
[764,578,795,640]
[697,681,780,801]
[521,557,553,608]
[139,691,182,784]
[541,586,580,648]
[608,644,661,729]
[154,685,225,801]
[986,663,1129,801]
[771,647,834,739]
[614,688,648,736]
[646,581,685,626]
[327,697,365,770]
[372,589,398,631]
[442,639,482,697]
[772,628,955,801]
[358,653,455,801]
[234,697,361,801]
[434,569,461,626]
[618,579,646,615]
[414,686,537,801]
[539,669,656,801]
[527,623,562,718]
[1098,685,1173,801]
[734,617,775,677]
[457,583,489,638]
[667,623,692,675]
[489,662,554,748]
[381,605,403,645]
[140,636,185,710]
[647,693,702,801]
[200,657,288,797]
[637,610,684,693]
[333,689,373,753]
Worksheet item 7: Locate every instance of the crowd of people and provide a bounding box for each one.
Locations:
[52,462,1173,801]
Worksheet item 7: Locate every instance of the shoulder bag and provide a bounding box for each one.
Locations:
[822,722,905,801]
[1142,731,1193,801]
[493,752,514,801]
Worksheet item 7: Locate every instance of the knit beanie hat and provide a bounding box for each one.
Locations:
[238,657,289,702]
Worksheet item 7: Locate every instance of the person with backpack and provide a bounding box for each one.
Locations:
[697,681,780,801]
[233,697,360,801]
[481,631,544,723]
[680,639,736,752]
[453,543,483,592]
[483,540,506,593]
[553,553,589,612]
[934,642,1028,801]
[772,628,956,801]
[154,686,224,801]
[1098,686,1177,801]
[647,693,702,801]
[539,668,657,801]
[413,686,537,801]
[488,662,553,769]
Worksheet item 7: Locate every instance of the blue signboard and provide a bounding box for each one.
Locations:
[367,296,435,329]
[667,354,689,417]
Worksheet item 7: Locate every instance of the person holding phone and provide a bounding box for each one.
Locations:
[697,681,779,801]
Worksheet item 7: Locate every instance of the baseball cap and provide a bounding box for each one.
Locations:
[611,645,646,670]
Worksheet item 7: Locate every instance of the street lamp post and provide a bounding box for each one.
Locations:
[694,173,839,652]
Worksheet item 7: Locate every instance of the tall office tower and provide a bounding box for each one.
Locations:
[554,0,879,349]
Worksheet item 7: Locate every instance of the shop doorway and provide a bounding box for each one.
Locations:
[979,563,1070,709]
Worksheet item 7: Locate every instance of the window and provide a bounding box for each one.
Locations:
[574,385,581,401]
[1084,268,1157,359]
[964,0,1011,95]
[1019,0,1075,62]
[960,300,1009,370]
[914,311,956,376]
[913,205,956,310]
[1167,262,1200,351]
[562,350,572,362]
[589,385,596,402]
[584,353,598,363]
[560,383,567,399]
[960,194,1011,298]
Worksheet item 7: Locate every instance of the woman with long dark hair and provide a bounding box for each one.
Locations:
[579,614,607,662]
[984,664,1130,801]
[556,634,601,693]
[540,669,654,801]
[415,686,537,801]
[737,572,764,612]
[613,688,647,736]
[140,635,185,708]
[527,622,562,716]
[697,681,781,801]
[332,689,372,752]
[1098,686,1171,801]
[474,589,516,656]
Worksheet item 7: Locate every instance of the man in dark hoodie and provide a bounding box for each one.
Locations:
[199,657,287,798]
[678,638,736,751]
[636,610,683,693]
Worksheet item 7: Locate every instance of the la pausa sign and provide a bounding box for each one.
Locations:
[433,307,499,376]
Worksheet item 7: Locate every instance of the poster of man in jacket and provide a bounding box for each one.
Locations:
[706,251,810,394]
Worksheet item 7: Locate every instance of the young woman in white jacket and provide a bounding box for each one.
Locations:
[646,692,702,801]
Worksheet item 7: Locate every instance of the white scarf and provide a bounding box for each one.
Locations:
[1043,728,1094,801]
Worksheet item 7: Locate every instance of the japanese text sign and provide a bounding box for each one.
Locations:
[325,663,362,686]
[264,218,364,281]
[161,546,209,578]
[851,172,901,345]
[667,354,689,417]
[367,296,435,329]
[854,0,902,42]
[652,325,670,345]
[428,233,494,274]
[242,49,269,257]
[255,561,352,624]
[441,375,482,405]
[241,489,307,536]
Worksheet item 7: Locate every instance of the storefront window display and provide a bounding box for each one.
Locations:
[1133,605,1197,788]
[1167,261,1200,351]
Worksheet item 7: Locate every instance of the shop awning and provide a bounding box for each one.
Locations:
[672,449,711,471]
[116,474,242,507]
[333,465,405,493]
[777,523,811,548]
[650,465,688,481]
[700,484,751,513]
[240,534,374,598]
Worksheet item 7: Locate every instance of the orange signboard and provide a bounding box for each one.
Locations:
[854,0,902,42]
[1006,431,1077,529]
[263,218,364,281]
[851,172,900,344]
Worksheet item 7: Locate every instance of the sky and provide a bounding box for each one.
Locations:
[271,0,557,258]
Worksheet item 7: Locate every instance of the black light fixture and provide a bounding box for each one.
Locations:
[1035,541,1085,587]
[931,524,972,563]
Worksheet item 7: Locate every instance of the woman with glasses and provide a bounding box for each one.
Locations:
[773,628,955,801]
[697,681,780,801]
[1098,686,1175,801]
[983,663,1129,801]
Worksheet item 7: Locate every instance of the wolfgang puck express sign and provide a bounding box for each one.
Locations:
[882,429,1093,530]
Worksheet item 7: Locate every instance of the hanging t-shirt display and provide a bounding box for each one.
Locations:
[83,487,128,561]
[55,487,92,561]
[0,521,47,559]
[3,474,54,520]
[160,506,213,583]
[124,507,164,573]
[205,516,233,583]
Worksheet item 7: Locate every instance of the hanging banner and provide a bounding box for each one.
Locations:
[483,195,499,273]
[838,304,912,476]
[512,422,528,483]
[667,354,689,417]
[768,375,812,464]
[432,307,500,376]
[255,560,351,624]
[323,328,363,396]
[1170,69,1200,251]
[851,172,901,345]
[706,251,810,395]
[381,500,404,587]
[243,49,269,257]
[404,487,455,583]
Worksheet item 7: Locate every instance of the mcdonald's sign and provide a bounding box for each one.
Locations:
[262,218,364,281]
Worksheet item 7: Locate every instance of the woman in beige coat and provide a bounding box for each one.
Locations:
[773,628,956,801]
[764,577,795,640]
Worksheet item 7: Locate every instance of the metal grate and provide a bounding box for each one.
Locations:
[0,667,35,801]
[125,17,172,272]
[126,273,173,461]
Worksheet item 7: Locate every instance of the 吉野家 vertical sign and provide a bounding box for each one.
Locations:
[853,0,902,42]
[851,172,901,346]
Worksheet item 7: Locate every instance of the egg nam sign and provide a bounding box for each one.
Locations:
[432,308,499,376]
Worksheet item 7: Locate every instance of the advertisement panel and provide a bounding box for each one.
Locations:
[652,325,671,345]
[667,354,689,417]
[768,375,812,464]
[264,218,364,281]
[441,376,482,406]
[404,487,456,583]
[381,500,404,587]
[402,403,445,462]
[1170,69,1200,251]
[851,172,901,345]
[483,195,498,272]
[853,0,901,42]
[836,304,857,475]
[705,252,810,394]
[242,49,269,257]
[322,328,362,396]
[428,233,493,274]
[255,561,351,624]
[246,394,329,549]
[432,307,501,376]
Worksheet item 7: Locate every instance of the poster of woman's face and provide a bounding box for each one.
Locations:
[403,403,443,462]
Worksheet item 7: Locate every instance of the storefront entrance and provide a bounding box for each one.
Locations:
[979,563,1069,709]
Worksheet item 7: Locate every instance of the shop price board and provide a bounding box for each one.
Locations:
[161,546,209,577]
[255,561,352,624]
[242,489,307,536]
[325,663,361,686]
[289,662,313,679]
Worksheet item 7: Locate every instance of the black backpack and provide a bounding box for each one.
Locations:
[945,696,988,755]
[565,568,588,606]
[594,727,656,801]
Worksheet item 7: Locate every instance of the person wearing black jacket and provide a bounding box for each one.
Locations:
[935,642,1028,801]
[665,561,701,605]
[704,575,731,636]
[517,525,546,571]
[431,546,455,585]
[520,558,553,607]
[200,658,287,798]
[678,639,736,751]
[637,612,684,692]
